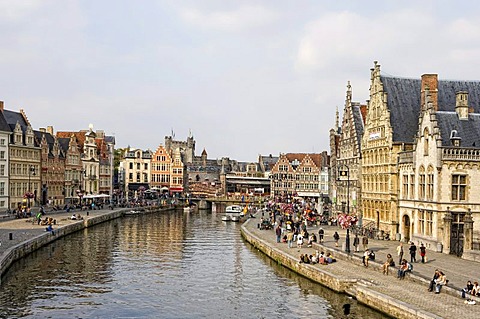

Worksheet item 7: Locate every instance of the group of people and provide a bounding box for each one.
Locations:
[462,280,480,300]
[396,242,428,265]
[299,251,336,265]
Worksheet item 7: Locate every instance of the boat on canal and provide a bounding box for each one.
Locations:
[222,205,245,222]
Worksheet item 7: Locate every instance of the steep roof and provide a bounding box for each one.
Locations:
[57,137,70,153]
[380,76,421,143]
[0,111,11,133]
[352,104,365,150]
[57,131,86,152]
[285,153,323,168]
[436,112,480,147]
[381,75,480,143]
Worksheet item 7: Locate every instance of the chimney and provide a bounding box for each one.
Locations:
[47,126,54,135]
[0,101,3,111]
[421,74,438,110]
[455,91,469,120]
[360,104,368,124]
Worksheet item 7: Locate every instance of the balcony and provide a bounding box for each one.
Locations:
[442,148,480,161]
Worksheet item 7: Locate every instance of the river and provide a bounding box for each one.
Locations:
[0,209,389,318]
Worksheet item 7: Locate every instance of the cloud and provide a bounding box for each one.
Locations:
[179,5,279,32]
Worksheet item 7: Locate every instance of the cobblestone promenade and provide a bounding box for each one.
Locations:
[244,219,479,319]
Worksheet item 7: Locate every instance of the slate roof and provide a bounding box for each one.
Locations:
[57,137,71,153]
[3,109,28,130]
[380,76,421,143]
[381,76,480,144]
[352,104,365,149]
[436,112,480,147]
[0,111,11,133]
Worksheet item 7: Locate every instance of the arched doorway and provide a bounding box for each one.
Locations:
[402,215,411,242]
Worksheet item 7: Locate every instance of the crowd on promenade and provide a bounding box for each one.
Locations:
[257,195,480,303]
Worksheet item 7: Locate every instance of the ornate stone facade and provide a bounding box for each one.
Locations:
[330,82,365,218]
[398,76,480,258]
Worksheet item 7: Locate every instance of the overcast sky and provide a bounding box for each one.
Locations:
[1,1,479,161]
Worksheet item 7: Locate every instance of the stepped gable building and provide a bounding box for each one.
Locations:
[0,103,10,211]
[36,126,66,206]
[150,144,172,193]
[360,61,425,235]
[270,152,326,198]
[398,76,480,259]
[2,106,41,209]
[330,81,366,218]
[57,125,114,198]
[57,134,83,204]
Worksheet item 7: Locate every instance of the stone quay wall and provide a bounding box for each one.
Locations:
[240,220,442,319]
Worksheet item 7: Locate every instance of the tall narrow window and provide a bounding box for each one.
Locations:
[423,128,429,156]
[410,174,415,199]
[403,174,409,198]
[427,168,434,201]
[419,167,426,200]
[452,174,467,200]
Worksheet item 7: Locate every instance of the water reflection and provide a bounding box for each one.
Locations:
[0,210,388,318]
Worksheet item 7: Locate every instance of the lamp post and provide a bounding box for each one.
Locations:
[28,165,36,208]
[338,164,350,253]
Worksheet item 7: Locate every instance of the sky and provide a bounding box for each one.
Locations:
[1,1,480,162]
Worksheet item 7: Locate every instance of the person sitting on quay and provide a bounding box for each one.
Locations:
[45,224,54,235]
[382,253,395,275]
[462,280,474,299]
[299,254,310,264]
[71,213,77,220]
[397,259,412,279]
[428,269,440,292]
[434,271,447,294]
[472,281,480,297]
[326,253,336,264]
[309,254,318,264]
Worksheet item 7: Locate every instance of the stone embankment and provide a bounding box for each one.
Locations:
[0,206,174,284]
[241,218,477,319]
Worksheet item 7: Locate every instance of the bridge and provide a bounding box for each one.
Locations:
[189,196,268,211]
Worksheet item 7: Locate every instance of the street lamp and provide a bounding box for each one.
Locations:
[28,165,36,208]
[338,164,350,253]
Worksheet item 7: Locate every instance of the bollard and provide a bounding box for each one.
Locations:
[87,211,89,216]
[9,232,13,240]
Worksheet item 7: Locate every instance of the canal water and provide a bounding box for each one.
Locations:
[0,210,388,318]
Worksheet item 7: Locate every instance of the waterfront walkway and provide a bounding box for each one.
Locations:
[243,219,479,319]
[0,209,113,256]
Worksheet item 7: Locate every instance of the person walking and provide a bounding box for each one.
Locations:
[362,235,369,251]
[318,228,324,243]
[286,231,294,248]
[333,231,340,247]
[353,234,360,252]
[419,243,426,263]
[409,242,417,263]
[396,242,404,264]
[275,225,282,243]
